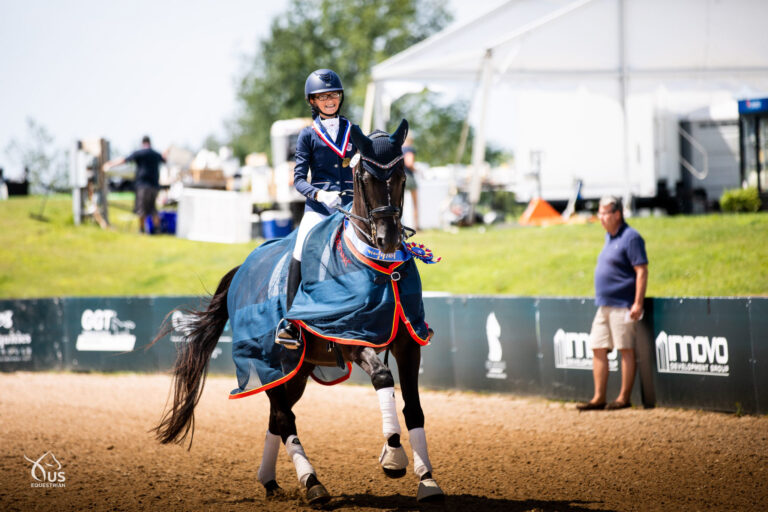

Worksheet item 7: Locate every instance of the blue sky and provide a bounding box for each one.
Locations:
[0,0,502,179]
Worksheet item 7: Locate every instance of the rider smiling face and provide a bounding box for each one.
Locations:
[309,91,342,118]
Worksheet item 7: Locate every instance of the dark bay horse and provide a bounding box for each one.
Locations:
[153,120,444,506]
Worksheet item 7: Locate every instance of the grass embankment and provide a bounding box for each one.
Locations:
[1,195,766,298]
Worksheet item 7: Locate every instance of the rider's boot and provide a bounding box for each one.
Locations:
[276,257,302,348]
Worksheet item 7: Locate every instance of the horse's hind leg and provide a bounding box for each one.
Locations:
[352,346,409,478]
[391,336,445,502]
[263,368,330,506]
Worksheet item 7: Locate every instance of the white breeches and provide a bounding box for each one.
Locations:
[292,210,326,261]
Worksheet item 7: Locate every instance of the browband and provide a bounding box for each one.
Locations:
[360,154,404,170]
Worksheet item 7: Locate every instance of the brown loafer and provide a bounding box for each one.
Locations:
[605,401,631,410]
[576,401,606,411]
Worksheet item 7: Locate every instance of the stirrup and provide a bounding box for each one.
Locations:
[275,319,301,350]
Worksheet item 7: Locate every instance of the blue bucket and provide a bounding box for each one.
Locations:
[145,211,177,234]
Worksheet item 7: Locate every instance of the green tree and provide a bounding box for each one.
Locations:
[4,118,68,194]
[231,0,451,161]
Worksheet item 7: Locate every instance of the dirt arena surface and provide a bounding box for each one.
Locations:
[1,372,766,512]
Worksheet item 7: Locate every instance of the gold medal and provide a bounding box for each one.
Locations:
[342,157,351,167]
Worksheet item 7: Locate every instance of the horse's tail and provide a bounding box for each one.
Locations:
[152,265,240,448]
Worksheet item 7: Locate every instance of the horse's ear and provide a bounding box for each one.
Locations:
[350,124,373,155]
[389,119,408,147]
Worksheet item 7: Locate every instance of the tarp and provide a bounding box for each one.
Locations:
[518,198,565,226]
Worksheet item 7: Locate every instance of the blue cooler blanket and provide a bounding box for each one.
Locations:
[227,210,429,398]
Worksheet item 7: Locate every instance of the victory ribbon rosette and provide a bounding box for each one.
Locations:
[404,242,441,264]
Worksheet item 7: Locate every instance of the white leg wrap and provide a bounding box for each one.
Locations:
[284,435,315,487]
[408,427,433,477]
[257,430,281,485]
[377,387,401,437]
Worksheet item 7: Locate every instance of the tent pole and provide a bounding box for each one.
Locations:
[362,82,376,134]
[469,49,493,223]
[619,0,631,213]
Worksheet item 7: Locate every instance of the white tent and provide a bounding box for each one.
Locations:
[364,0,768,201]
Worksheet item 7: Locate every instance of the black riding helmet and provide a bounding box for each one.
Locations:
[305,69,344,116]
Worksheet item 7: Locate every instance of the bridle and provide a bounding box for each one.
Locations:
[334,153,415,246]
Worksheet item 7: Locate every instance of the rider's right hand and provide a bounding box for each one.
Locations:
[316,189,341,209]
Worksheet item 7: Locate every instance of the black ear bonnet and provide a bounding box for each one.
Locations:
[350,119,409,181]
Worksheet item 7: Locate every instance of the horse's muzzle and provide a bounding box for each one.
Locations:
[374,216,402,254]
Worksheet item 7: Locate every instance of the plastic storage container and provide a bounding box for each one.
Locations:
[145,210,177,234]
[260,210,293,239]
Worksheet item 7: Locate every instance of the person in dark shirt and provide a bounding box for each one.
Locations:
[402,136,419,230]
[104,135,166,233]
[577,195,648,411]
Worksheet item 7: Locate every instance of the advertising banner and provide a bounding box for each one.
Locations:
[420,296,457,390]
[536,298,647,405]
[2,295,765,415]
[448,296,539,394]
[0,299,64,371]
[149,296,236,376]
[652,298,755,413]
[748,298,767,414]
[60,297,159,372]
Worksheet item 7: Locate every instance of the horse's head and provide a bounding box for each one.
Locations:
[349,120,409,254]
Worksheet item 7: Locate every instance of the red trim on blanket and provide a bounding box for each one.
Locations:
[294,319,397,348]
[294,233,429,347]
[228,329,308,399]
[391,278,430,346]
[310,362,353,386]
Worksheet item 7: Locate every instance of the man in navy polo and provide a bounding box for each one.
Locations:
[577,196,648,411]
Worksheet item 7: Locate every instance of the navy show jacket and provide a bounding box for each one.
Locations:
[294,116,357,215]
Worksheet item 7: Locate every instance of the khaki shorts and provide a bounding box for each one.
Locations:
[589,306,637,351]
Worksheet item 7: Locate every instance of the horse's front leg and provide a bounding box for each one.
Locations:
[391,334,445,502]
[263,369,330,506]
[350,346,409,478]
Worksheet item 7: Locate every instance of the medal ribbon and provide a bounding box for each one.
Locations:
[313,117,351,158]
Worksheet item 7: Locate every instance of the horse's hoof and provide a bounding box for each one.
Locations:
[379,442,408,478]
[417,478,445,502]
[306,483,330,507]
[383,467,407,478]
[263,480,283,499]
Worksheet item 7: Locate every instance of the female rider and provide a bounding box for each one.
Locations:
[277,68,357,344]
